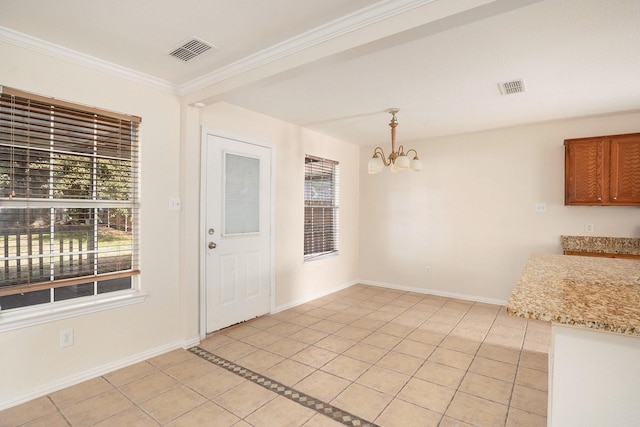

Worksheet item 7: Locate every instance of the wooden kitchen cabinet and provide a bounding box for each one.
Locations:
[565,133,640,205]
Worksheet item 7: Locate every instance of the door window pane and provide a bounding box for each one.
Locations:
[224,153,260,234]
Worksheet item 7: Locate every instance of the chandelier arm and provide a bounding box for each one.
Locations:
[405,148,419,159]
[373,146,391,166]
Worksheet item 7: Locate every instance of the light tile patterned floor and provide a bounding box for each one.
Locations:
[0,284,550,426]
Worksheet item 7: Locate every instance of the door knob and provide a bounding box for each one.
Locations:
[208,242,217,249]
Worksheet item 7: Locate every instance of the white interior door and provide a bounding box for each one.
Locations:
[204,134,272,333]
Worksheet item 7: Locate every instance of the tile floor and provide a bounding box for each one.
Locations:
[1,284,551,427]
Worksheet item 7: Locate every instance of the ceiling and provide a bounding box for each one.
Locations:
[1,0,639,146]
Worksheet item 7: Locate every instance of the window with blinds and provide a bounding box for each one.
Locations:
[0,86,140,310]
[304,155,339,261]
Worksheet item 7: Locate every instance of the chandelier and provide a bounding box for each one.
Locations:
[367,108,423,174]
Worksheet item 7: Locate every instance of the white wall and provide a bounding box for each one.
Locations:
[359,112,640,302]
[185,102,361,309]
[0,42,184,407]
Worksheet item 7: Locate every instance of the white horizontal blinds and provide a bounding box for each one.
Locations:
[0,87,140,298]
[304,155,339,260]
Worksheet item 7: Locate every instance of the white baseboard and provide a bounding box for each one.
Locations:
[357,279,508,306]
[273,279,359,313]
[1,338,200,411]
[182,336,201,349]
[273,279,508,315]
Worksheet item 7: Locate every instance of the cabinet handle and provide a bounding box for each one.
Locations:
[597,197,602,201]
[612,197,617,201]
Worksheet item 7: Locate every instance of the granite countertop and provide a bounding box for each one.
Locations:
[560,235,640,255]
[507,253,640,335]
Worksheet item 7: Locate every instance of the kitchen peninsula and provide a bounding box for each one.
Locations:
[508,253,640,426]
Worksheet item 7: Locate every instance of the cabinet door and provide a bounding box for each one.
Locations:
[610,135,640,205]
[565,138,608,205]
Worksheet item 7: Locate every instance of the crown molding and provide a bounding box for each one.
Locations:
[0,0,437,97]
[177,0,437,96]
[0,26,178,94]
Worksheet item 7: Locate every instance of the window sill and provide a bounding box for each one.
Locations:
[303,251,339,263]
[0,290,148,333]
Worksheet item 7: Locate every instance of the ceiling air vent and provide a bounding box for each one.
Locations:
[498,78,526,95]
[168,38,214,62]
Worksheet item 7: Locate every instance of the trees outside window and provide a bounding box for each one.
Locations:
[0,88,140,310]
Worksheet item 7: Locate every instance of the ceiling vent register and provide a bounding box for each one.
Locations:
[498,78,526,95]
[169,38,214,62]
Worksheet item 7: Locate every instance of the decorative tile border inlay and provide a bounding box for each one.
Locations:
[189,346,379,427]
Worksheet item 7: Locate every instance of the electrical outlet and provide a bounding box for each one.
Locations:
[535,203,547,213]
[425,266,431,274]
[60,328,74,348]
[585,223,595,233]
[168,197,182,211]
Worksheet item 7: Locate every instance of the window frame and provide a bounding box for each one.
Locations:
[303,154,339,261]
[0,86,144,330]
